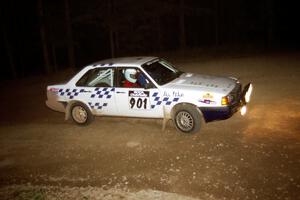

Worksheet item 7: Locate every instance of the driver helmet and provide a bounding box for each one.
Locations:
[124,69,137,83]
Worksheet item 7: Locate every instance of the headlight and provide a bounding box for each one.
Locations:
[244,84,253,103]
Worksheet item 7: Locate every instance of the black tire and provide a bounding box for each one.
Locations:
[70,102,94,126]
[173,104,204,134]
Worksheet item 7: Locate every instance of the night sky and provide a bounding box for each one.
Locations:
[1,0,299,80]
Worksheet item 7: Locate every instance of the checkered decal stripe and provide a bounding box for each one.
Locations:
[58,87,115,99]
[88,102,108,110]
[90,88,115,99]
[58,88,84,99]
[151,92,180,108]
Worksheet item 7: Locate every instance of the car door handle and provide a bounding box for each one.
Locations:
[116,91,126,94]
[81,90,91,93]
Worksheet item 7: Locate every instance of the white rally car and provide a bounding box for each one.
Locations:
[46,57,252,134]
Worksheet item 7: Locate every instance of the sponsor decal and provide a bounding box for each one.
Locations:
[49,88,60,94]
[203,93,214,99]
[199,93,216,104]
[190,81,202,85]
[129,90,149,98]
[163,91,184,97]
[199,99,216,105]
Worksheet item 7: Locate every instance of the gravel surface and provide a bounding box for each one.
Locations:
[0,52,299,200]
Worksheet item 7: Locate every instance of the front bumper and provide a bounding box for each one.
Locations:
[200,83,253,122]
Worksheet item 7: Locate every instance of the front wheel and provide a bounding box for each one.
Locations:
[70,102,94,125]
[173,104,204,134]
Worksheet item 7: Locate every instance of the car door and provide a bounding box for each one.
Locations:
[74,67,118,116]
[114,67,163,118]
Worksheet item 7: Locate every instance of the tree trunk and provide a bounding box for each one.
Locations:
[179,0,186,49]
[155,16,163,51]
[108,0,115,58]
[37,0,51,74]
[51,45,58,72]
[115,31,119,56]
[1,22,17,79]
[266,0,274,48]
[109,29,115,58]
[214,0,219,46]
[65,0,76,68]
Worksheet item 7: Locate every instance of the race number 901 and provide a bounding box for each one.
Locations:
[128,90,150,110]
[130,98,147,109]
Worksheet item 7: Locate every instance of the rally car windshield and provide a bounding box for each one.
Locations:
[142,59,183,85]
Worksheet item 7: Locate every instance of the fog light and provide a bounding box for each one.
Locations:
[240,105,247,116]
[221,96,229,105]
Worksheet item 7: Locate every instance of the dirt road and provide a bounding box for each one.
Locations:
[0,52,299,199]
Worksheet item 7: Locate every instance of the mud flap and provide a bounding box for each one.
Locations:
[65,103,71,121]
[162,106,171,131]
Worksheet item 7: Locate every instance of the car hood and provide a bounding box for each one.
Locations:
[166,73,237,93]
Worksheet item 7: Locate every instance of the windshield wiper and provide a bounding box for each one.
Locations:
[163,72,182,84]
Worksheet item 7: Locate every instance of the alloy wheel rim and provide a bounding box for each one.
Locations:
[176,111,194,132]
[72,106,88,123]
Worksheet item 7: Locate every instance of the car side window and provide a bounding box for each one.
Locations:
[116,67,152,88]
[76,68,114,87]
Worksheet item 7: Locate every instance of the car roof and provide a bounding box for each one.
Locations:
[89,56,158,68]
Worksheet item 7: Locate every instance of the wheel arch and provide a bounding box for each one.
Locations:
[170,102,203,120]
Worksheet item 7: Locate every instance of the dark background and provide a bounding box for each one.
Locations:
[1,0,299,80]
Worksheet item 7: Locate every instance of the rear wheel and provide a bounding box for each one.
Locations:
[173,104,203,134]
[70,102,94,125]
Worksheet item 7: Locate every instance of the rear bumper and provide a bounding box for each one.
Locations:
[46,100,65,112]
[200,82,252,122]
